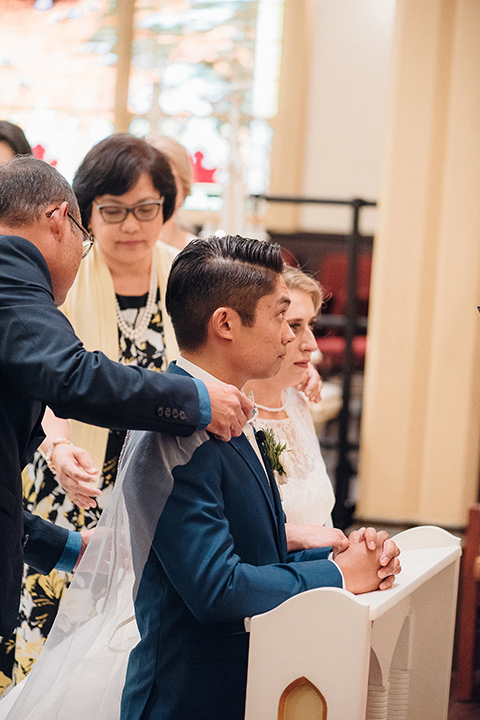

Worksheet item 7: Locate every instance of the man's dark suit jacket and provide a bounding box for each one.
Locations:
[0,235,203,637]
[120,364,342,720]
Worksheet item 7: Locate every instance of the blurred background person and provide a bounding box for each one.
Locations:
[0,121,32,163]
[149,135,196,249]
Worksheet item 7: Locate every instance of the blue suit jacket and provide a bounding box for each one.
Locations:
[120,363,342,720]
[0,236,203,637]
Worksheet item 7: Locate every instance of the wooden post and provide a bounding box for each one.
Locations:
[114,0,135,132]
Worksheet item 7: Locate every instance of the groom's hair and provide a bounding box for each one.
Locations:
[166,234,284,351]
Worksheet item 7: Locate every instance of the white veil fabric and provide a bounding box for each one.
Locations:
[0,428,196,720]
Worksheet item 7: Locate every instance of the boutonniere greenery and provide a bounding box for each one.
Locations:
[262,427,290,485]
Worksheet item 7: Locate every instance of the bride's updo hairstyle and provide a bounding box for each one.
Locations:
[283,265,324,315]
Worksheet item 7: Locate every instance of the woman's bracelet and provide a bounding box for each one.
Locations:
[45,437,73,475]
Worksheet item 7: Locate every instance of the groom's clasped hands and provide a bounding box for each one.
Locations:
[333,527,401,594]
[286,523,401,594]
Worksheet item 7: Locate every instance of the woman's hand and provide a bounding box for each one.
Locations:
[51,443,101,509]
[295,362,323,403]
[286,523,349,553]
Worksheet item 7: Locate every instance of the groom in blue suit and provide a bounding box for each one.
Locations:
[120,236,399,720]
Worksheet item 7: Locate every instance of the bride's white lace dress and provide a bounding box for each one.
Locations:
[253,387,335,526]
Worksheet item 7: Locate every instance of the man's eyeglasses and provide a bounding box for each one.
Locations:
[67,213,95,259]
[45,208,95,259]
[94,200,164,224]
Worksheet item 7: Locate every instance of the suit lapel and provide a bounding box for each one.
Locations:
[168,362,286,554]
[256,436,285,518]
[229,433,285,554]
[256,435,288,558]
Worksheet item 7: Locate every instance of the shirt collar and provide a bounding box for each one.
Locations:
[176,354,220,385]
[176,356,260,445]
[176,354,260,445]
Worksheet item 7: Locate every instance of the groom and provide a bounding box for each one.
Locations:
[119,236,400,720]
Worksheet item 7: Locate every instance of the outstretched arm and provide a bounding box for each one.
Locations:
[286,523,349,553]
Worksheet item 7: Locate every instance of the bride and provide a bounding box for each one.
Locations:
[245,265,348,553]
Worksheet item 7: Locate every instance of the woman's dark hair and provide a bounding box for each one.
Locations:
[0,121,32,156]
[166,235,284,351]
[72,133,177,227]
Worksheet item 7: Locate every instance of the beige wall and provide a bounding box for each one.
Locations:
[357,0,480,527]
[269,0,396,234]
[271,0,480,527]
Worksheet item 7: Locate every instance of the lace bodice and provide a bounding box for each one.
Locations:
[252,387,335,525]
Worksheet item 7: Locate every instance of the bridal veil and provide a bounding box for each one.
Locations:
[0,429,195,720]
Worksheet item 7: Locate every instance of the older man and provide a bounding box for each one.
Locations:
[0,157,252,637]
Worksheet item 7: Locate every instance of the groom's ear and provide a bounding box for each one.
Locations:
[210,306,236,341]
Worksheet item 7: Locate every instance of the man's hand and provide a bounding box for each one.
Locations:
[73,528,95,571]
[52,443,101,509]
[346,527,401,591]
[294,362,323,403]
[333,536,387,594]
[286,523,349,553]
[204,381,253,441]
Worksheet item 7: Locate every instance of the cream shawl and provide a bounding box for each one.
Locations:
[59,240,179,481]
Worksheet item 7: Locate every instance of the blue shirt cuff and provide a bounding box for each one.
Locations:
[55,530,82,572]
[193,378,212,429]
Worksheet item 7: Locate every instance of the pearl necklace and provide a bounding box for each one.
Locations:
[254,401,287,413]
[115,264,158,343]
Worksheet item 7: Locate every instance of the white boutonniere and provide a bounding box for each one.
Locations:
[261,427,290,485]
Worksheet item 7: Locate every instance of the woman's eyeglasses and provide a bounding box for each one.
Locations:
[94,200,164,224]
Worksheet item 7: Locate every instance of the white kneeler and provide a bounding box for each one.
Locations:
[244,526,461,720]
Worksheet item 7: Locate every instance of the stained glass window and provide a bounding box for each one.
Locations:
[0,0,284,224]
[0,0,117,180]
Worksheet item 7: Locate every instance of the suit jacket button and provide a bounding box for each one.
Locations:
[172,408,179,419]
[156,407,164,417]
[179,411,187,420]
[164,407,171,418]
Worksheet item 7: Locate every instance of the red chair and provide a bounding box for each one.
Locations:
[316,252,371,372]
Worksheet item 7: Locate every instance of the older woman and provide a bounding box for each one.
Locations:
[0,134,179,693]
[149,135,196,249]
